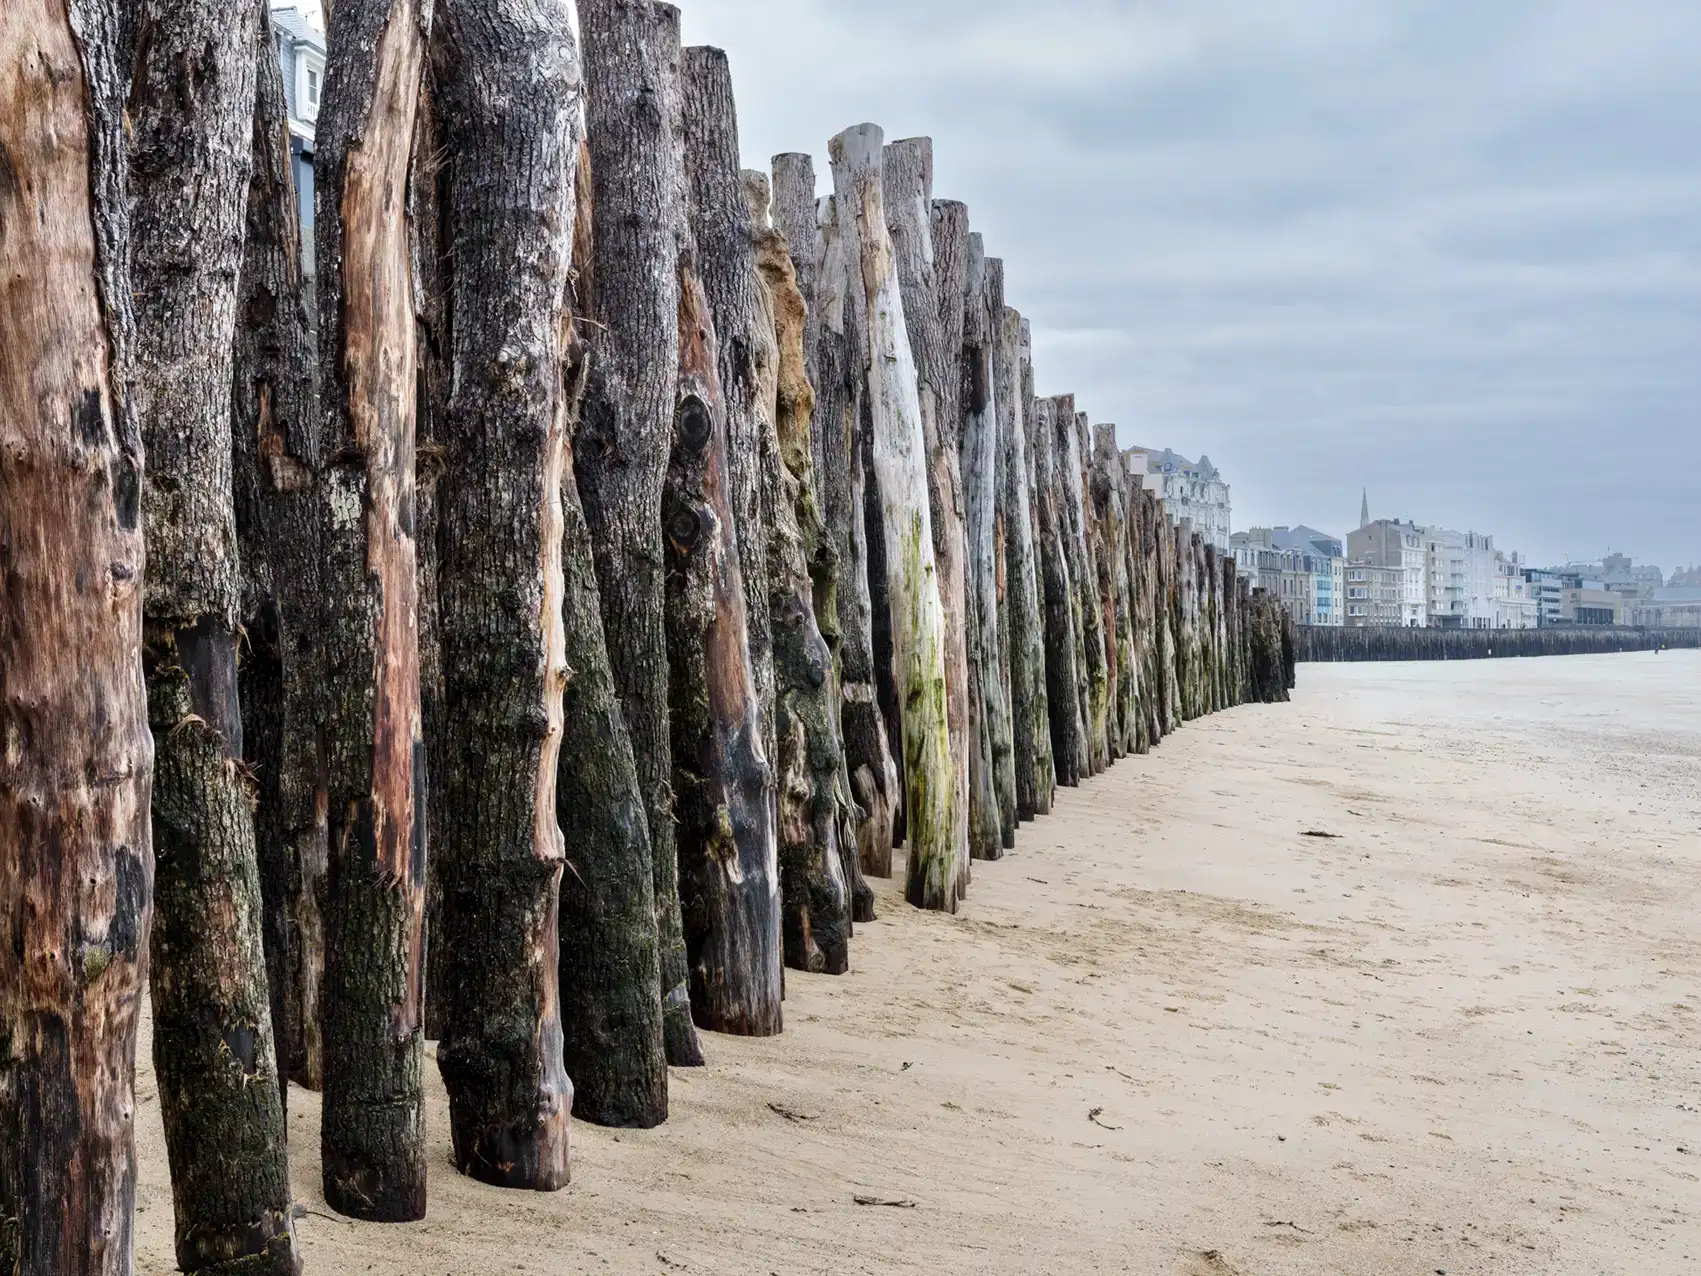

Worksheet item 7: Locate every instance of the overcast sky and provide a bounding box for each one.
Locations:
[677,0,1699,571]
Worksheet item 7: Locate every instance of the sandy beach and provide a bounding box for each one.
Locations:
[134,652,1701,1274]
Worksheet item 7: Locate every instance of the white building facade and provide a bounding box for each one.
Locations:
[1128,446,1232,553]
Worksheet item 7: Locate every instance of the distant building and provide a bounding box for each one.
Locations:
[1347,511,1426,627]
[271,2,325,273]
[1231,526,1345,627]
[1127,446,1232,553]
[1629,588,1701,629]
[1492,551,1538,630]
[1416,526,1500,629]
[1522,568,1566,627]
[1559,586,1623,627]
[1671,565,1701,588]
[1343,562,1407,626]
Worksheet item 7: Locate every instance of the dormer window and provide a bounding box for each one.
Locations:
[306,67,320,109]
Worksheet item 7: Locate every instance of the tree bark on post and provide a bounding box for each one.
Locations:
[1030,396,1083,787]
[962,241,1015,853]
[668,254,784,1034]
[830,124,960,913]
[129,0,301,1267]
[1093,426,1139,758]
[771,157,885,918]
[429,0,579,1188]
[682,48,777,771]
[0,3,152,1270]
[880,141,971,889]
[998,308,1050,818]
[314,0,433,1221]
[1057,407,1109,773]
[231,11,324,1101]
[574,0,702,1073]
[747,171,853,975]
[972,251,1006,850]
[788,179,901,883]
[1015,319,1056,812]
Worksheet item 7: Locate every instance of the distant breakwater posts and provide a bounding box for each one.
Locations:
[1295,626,1701,662]
[3,0,1299,1263]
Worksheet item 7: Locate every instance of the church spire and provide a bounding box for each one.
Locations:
[1360,488,1370,528]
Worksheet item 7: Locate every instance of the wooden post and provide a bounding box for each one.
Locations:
[787,176,901,883]
[682,48,776,769]
[1029,396,1083,787]
[0,1,152,1269]
[999,309,1051,817]
[574,0,702,1073]
[314,0,433,1221]
[430,0,582,1187]
[129,1,301,1267]
[559,124,672,1125]
[1058,408,1109,772]
[230,6,322,1100]
[880,139,973,890]
[668,252,784,1034]
[1016,320,1056,812]
[747,171,854,975]
[1093,426,1139,757]
[963,243,1016,852]
[829,123,960,913]
[771,156,887,916]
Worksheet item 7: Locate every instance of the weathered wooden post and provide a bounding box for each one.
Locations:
[1017,320,1057,811]
[878,139,974,888]
[674,46,785,1031]
[999,308,1051,818]
[746,171,854,975]
[314,0,433,1221]
[964,245,1017,851]
[130,0,300,1263]
[430,0,584,1186]
[0,2,152,1268]
[668,247,784,1034]
[573,0,702,1074]
[772,155,890,913]
[1030,396,1084,787]
[830,124,961,912]
[231,11,324,1101]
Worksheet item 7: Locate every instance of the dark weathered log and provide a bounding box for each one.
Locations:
[963,243,1015,852]
[557,132,670,1127]
[1029,396,1082,787]
[574,0,701,1072]
[747,171,853,975]
[429,0,581,1188]
[231,11,324,1102]
[1013,319,1056,812]
[1092,425,1139,757]
[880,139,972,890]
[999,310,1050,815]
[1057,407,1109,772]
[668,252,784,1034]
[830,123,960,912]
[682,47,777,777]
[771,156,883,920]
[0,4,152,1270]
[129,1,300,1267]
[314,0,433,1221]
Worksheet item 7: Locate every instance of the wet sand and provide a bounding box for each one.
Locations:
[135,651,1701,1274]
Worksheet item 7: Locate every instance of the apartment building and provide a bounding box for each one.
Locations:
[1231,526,1345,627]
[1343,562,1407,626]
[1417,527,1500,629]
[1346,519,1426,626]
[1128,446,1232,552]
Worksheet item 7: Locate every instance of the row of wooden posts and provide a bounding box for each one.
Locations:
[0,0,1293,1271]
[1294,624,1699,661]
